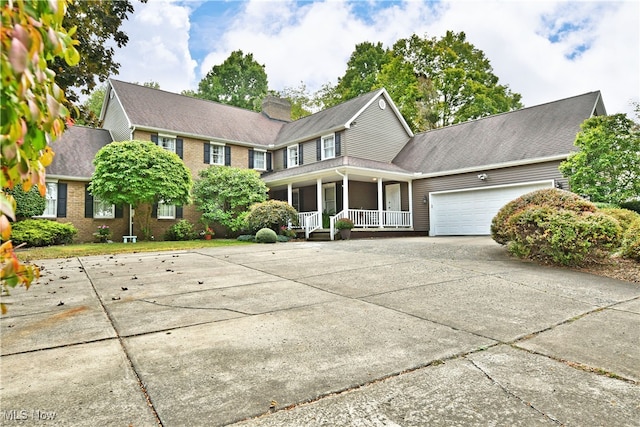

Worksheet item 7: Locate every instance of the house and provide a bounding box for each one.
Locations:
[45,79,606,242]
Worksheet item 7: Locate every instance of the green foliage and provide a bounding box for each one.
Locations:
[505,208,621,266]
[599,208,640,233]
[620,218,640,261]
[236,235,256,242]
[164,220,198,241]
[193,166,268,232]
[77,83,106,127]
[197,50,268,111]
[51,0,136,112]
[559,114,640,205]
[491,189,596,245]
[90,140,192,240]
[245,200,298,233]
[275,83,314,120]
[620,200,640,214]
[4,184,45,220]
[276,235,290,242]
[255,228,277,243]
[334,42,390,101]
[12,220,77,247]
[335,218,354,230]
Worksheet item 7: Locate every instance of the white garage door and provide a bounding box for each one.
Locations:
[429,180,554,236]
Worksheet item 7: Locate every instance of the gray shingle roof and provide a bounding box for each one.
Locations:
[262,155,413,183]
[275,90,382,144]
[109,79,284,146]
[393,91,604,175]
[47,126,113,179]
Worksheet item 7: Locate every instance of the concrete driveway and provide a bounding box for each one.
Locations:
[1,237,639,426]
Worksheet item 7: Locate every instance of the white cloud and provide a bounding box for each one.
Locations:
[112,0,197,92]
[113,0,638,117]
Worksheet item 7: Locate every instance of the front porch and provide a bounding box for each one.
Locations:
[294,208,413,240]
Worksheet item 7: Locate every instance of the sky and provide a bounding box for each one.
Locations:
[111,0,639,117]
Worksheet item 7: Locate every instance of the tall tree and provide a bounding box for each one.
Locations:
[77,84,107,127]
[51,0,142,122]
[276,82,315,120]
[197,50,268,111]
[559,114,640,205]
[332,42,391,105]
[1,0,80,312]
[90,141,193,240]
[393,31,522,129]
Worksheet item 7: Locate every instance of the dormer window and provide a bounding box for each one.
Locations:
[321,134,335,160]
[287,145,299,168]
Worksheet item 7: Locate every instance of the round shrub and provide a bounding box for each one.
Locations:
[164,220,198,241]
[491,188,596,245]
[620,218,640,261]
[599,208,640,233]
[255,228,277,243]
[11,219,77,247]
[245,200,298,233]
[620,200,640,215]
[4,184,46,220]
[505,208,621,265]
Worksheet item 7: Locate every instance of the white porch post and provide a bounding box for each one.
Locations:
[287,183,293,206]
[316,178,323,218]
[342,173,349,215]
[408,180,414,229]
[377,178,383,228]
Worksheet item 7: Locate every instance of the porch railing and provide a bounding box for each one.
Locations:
[329,209,412,240]
[298,212,321,239]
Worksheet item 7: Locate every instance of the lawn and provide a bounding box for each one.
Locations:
[16,239,252,261]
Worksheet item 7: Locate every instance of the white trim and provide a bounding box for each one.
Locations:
[321,133,336,160]
[158,132,177,139]
[344,88,414,137]
[287,144,299,168]
[209,142,226,165]
[253,149,267,171]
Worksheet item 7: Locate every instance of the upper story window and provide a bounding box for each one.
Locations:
[157,201,175,219]
[287,145,299,168]
[253,150,266,171]
[42,182,57,217]
[321,134,335,160]
[158,134,176,153]
[93,196,115,219]
[210,143,225,165]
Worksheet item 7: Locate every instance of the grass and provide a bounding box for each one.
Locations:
[16,239,252,261]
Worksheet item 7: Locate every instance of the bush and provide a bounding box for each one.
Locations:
[491,189,596,245]
[236,234,255,242]
[620,200,640,215]
[4,184,46,220]
[245,200,298,233]
[255,228,277,243]
[164,220,198,241]
[620,218,640,261]
[599,208,640,233]
[11,219,77,247]
[505,208,621,265]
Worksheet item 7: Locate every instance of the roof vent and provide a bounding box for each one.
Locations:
[261,96,292,122]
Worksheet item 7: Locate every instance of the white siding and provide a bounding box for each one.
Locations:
[102,93,131,142]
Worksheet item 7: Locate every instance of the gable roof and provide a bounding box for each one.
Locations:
[393,91,605,176]
[106,79,284,146]
[274,88,413,146]
[47,126,113,179]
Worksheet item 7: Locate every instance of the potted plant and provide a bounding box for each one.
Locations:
[335,218,354,240]
[201,227,214,240]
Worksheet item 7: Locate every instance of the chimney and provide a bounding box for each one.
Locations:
[261,96,292,122]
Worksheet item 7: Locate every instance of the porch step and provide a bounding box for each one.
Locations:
[307,230,332,241]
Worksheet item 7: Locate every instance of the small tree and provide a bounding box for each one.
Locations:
[560,114,640,205]
[193,166,268,233]
[90,141,192,240]
[245,200,299,233]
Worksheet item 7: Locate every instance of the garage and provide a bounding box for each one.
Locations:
[429,180,554,236]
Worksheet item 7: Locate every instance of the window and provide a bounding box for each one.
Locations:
[322,134,335,160]
[157,135,176,153]
[42,182,57,217]
[157,202,175,219]
[287,145,299,168]
[253,150,266,170]
[210,143,224,165]
[93,196,115,219]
